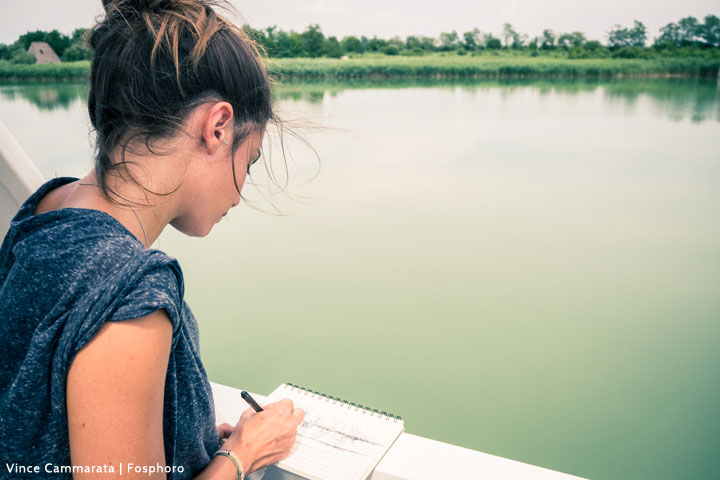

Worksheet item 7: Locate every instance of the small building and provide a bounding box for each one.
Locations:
[27,41,61,64]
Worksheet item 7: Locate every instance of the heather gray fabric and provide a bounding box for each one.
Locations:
[0,177,217,479]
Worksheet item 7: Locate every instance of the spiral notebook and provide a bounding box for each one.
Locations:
[266,383,405,480]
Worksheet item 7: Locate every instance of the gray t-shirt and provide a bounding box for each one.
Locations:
[0,177,218,478]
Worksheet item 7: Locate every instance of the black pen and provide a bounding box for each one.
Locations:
[241,391,264,412]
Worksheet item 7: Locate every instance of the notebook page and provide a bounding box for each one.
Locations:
[267,384,405,480]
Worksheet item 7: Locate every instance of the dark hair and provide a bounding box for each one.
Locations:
[88,0,274,203]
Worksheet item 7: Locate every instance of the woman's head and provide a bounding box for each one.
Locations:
[87,0,273,227]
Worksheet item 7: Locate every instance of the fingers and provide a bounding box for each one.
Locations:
[292,408,305,426]
[263,398,294,412]
[217,422,234,439]
[265,399,303,427]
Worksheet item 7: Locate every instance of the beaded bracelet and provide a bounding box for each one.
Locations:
[215,448,245,480]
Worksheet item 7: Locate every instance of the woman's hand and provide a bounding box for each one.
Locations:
[222,399,305,473]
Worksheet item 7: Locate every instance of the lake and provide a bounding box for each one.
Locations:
[1,77,719,480]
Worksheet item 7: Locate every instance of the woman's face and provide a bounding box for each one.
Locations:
[171,128,264,237]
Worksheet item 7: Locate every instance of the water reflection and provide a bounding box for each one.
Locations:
[272,77,720,123]
[2,78,718,123]
[2,76,719,480]
[0,82,89,111]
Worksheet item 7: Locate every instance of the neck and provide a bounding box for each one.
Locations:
[77,171,179,248]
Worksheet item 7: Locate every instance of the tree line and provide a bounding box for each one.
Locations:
[244,15,719,59]
[1,14,718,65]
[0,28,92,64]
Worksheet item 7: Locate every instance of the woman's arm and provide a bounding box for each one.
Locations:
[66,310,304,480]
[67,310,173,479]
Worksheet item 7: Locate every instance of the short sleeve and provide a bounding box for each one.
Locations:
[107,263,183,345]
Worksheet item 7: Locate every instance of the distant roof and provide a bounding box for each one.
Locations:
[27,41,61,64]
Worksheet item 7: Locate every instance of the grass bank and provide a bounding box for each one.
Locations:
[2,55,719,81]
[0,61,90,81]
[267,55,720,79]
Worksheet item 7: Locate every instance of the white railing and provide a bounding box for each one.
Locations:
[0,120,44,237]
[212,383,586,480]
[0,126,587,480]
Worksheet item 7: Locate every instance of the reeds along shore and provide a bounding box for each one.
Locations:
[1,56,719,81]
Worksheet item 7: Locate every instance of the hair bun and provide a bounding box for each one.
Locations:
[102,0,170,14]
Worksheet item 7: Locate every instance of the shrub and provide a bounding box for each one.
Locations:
[62,42,93,61]
[382,45,399,55]
[10,50,36,64]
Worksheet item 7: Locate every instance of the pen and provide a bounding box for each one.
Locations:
[241,391,264,412]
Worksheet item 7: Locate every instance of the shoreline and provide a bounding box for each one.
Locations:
[1,57,718,82]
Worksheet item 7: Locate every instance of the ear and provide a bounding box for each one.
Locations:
[201,102,234,154]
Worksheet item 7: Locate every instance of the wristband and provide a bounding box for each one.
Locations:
[215,448,245,480]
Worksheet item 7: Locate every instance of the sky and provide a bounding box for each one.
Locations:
[1,0,718,45]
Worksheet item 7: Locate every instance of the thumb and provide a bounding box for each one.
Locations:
[292,408,305,426]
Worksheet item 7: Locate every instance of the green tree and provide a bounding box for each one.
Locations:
[300,24,325,57]
[584,40,605,54]
[71,28,88,44]
[528,37,539,52]
[484,33,502,50]
[502,23,522,48]
[275,30,305,57]
[419,36,436,51]
[323,36,343,58]
[462,28,481,51]
[607,24,630,48]
[10,49,36,64]
[557,31,586,48]
[439,31,459,51]
[381,45,399,55]
[699,14,720,47]
[242,24,269,54]
[62,42,92,61]
[388,36,404,50]
[627,21,647,47]
[0,43,12,60]
[44,29,71,57]
[18,30,46,49]
[677,16,700,45]
[341,35,364,53]
[541,29,556,49]
[405,35,421,51]
[365,36,388,52]
[656,22,682,47]
[260,26,279,57]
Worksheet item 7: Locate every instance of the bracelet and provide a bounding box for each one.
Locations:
[215,448,245,480]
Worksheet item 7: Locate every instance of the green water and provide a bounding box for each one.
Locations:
[1,78,719,480]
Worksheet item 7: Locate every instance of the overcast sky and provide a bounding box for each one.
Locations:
[1,0,718,45]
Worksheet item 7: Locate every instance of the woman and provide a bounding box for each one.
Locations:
[0,0,304,478]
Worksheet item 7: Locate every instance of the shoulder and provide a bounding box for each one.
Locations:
[12,176,78,222]
[34,179,77,215]
[65,245,187,358]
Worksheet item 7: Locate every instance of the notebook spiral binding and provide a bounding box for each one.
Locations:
[285,383,402,422]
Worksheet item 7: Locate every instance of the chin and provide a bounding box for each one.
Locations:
[170,218,214,238]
